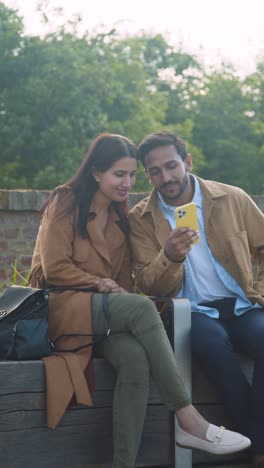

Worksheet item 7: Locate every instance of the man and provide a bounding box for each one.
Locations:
[129,131,264,468]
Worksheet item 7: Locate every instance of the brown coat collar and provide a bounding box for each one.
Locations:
[87,207,124,265]
[138,176,228,248]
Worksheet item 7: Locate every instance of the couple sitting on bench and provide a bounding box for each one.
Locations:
[30,132,264,468]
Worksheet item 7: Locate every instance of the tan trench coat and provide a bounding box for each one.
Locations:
[128,177,264,306]
[30,187,133,428]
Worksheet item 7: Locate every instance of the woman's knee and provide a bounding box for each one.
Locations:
[128,294,162,328]
[107,293,163,338]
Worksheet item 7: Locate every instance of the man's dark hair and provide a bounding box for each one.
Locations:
[138,131,188,167]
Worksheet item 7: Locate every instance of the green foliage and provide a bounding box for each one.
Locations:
[131,164,152,193]
[0,3,263,194]
[191,68,264,193]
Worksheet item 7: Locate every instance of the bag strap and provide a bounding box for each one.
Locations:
[47,286,97,293]
[51,291,171,353]
[52,294,172,353]
[51,291,111,353]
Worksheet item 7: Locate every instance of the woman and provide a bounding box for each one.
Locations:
[30,134,250,468]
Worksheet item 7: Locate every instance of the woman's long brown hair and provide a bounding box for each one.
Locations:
[40,133,138,238]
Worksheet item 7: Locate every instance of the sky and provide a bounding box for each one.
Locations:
[3,0,264,76]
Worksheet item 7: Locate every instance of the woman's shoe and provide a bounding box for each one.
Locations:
[175,424,251,455]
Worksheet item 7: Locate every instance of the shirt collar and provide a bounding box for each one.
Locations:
[191,175,203,208]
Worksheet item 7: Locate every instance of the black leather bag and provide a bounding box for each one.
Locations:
[0,285,111,360]
[0,285,51,360]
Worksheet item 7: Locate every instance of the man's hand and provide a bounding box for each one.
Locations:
[95,278,127,293]
[164,227,199,262]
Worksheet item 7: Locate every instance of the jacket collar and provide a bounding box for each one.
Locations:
[197,176,228,199]
[140,176,228,214]
[196,176,228,230]
[139,176,228,247]
[139,189,171,247]
[87,206,124,265]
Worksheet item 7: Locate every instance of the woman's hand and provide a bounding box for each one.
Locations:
[95,278,127,294]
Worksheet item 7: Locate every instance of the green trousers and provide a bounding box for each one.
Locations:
[92,293,191,468]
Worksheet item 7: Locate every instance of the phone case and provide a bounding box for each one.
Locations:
[175,202,199,244]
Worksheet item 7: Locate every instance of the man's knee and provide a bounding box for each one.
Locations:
[191,314,232,355]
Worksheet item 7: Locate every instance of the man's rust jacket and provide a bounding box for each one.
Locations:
[129,177,264,307]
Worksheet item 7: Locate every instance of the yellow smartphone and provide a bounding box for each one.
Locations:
[175,202,199,244]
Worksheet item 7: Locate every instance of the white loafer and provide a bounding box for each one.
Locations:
[175,424,251,454]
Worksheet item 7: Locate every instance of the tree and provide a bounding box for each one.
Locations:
[0,5,167,189]
[191,67,264,193]
[243,61,264,193]
[0,4,263,193]
[118,34,206,177]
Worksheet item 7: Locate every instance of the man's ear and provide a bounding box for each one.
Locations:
[185,154,193,172]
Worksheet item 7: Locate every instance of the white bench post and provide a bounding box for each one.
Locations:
[172,298,192,468]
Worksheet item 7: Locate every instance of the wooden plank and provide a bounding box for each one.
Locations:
[0,388,161,412]
[0,360,160,405]
[0,406,171,468]
[0,388,162,412]
[0,404,169,431]
[193,448,251,466]
[0,348,251,401]
[0,361,45,393]
[0,359,118,393]
[0,357,171,467]
[195,465,251,468]
[0,393,45,411]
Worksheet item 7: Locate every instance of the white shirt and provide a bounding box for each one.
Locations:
[157,176,261,317]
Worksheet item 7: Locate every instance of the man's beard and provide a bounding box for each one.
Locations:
[160,174,189,202]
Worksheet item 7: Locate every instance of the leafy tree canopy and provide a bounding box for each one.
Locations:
[0,3,263,194]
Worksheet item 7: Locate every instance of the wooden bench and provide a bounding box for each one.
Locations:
[0,298,253,468]
[0,298,191,468]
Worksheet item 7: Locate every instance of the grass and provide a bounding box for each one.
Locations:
[0,259,30,293]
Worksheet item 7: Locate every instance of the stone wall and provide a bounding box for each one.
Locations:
[0,189,263,284]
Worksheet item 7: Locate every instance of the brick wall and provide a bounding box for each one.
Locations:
[0,189,264,284]
[0,190,48,283]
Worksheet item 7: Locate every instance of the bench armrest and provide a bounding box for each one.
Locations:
[172,298,192,395]
[172,298,192,468]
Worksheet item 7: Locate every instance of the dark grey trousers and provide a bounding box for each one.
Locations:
[192,301,264,455]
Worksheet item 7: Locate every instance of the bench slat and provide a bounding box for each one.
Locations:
[0,422,171,467]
